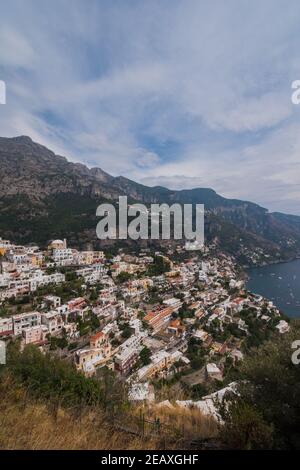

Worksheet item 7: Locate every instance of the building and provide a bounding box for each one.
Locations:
[137,350,182,382]
[22,325,48,345]
[44,295,61,309]
[28,270,65,291]
[192,329,208,342]
[0,317,13,336]
[76,265,106,284]
[167,319,185,336]
[0,237,12,251]
[90,331,112,357]
[115,346,139,376]
[75,348,107,376]
[144,306,174,333]
[67,297,86,312]
[12,311,41,336]
[162,297,182,310]
[53,248,74,265]
[206,363,223,381]
[41,311,63,334]
[114,334,144,376]
[75,330,112,375]
[48,239,67,250]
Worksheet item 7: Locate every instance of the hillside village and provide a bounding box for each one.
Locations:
[0,236,290,419]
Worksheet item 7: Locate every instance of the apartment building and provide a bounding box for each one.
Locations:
[76,265,106,284]
[144,306,174,333]
[137,350,182,381]
[114,345,139,376]
[75,348,106,375]
[3,271,66,294]
[41,311,63,334]
[52,248,74,265]
[114,333,144,376]
[0,285,30,300]
[12,311,41,336]
[22,325,48,345]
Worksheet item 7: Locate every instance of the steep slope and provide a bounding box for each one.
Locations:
[0,136,300,264]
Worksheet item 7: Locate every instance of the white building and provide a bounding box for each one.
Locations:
[13,311,41,336]
[22,325,48,345]
[41,311,63,334]
[53,248,74,265]
[114,333,145,375]
[206,363,223,381]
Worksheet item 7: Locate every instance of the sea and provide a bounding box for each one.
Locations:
[246,259,300,318]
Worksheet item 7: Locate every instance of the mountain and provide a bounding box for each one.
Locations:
[1,135,300,265]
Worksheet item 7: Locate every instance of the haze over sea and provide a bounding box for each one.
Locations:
[246,259,300,318]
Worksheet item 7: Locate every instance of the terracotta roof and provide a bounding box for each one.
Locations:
[90,331,104,341]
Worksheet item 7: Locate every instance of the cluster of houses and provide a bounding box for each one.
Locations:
[0,236,290,413]
[0,295,89,346]
[0,237,105,300]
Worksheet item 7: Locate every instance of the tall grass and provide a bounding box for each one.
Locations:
[0,375,159,450]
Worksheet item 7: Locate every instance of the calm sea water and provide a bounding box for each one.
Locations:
[246,259,300,318]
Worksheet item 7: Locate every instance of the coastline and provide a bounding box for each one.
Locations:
[240,255,300,281]
[244,258,300,318]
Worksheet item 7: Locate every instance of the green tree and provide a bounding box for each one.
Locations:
[116,271,132,284]
[147,255,170,276]
[220,401,274,449]
[139,346,151,366]
[220,320,300,449]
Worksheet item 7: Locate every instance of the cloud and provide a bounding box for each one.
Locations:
[141,175,206,190]
[0,27,35,67]
[201,92,292,132]
[0,0,300,213]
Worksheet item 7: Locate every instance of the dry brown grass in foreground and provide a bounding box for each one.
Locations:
[0,375,219,450]
[0,378,159,450]
[128,402,219,445]
[149,405,219,441]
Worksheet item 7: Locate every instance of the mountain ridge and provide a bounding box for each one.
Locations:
[0,135,300,265]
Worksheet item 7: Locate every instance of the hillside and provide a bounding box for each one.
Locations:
[0,345,218,450]
[0,390,151,450]
[1,322,300,450]
[1,136,300,264]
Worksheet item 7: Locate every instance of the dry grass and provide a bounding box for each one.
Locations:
[0,399,161,450]
[0,376,219,450]
[154,382,188,402]
[0,377,159,450]
[146,404,219,441]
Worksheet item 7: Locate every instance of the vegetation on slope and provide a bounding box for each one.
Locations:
[220,319,300,449]
[0,342,218,450]
[0,375,156,450]
[1,321,300,450]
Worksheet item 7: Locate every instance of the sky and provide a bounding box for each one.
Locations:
[1,0,300,214]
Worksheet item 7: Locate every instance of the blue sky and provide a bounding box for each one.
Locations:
[1,0,300,214]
